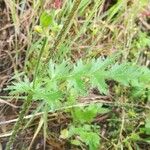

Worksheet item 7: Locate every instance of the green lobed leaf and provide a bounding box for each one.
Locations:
[69,125,100,150]
[72,103,108,124]
[40,11,53,28]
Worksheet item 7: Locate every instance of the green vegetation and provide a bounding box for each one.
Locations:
[1,0,150,149]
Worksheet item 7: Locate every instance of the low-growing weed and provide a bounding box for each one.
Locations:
[4,0,150,149]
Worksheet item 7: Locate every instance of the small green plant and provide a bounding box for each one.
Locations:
[4,0,150,149]
[5,0,83,149]
[6,52,150,149]
[60,103,106,149]
[68,124,100,150]
[8,54,150,99]
[67,103,107,149]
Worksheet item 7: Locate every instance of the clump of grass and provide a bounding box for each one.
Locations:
[5,0,82,149]
[3,0,150,149]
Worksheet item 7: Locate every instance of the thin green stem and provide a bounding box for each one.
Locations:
[50,0,82,58]
[33,37,48,88]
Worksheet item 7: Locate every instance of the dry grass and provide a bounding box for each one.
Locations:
[0,0,150,149]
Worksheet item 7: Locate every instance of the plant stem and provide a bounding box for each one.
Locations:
[33,37,48,88]
[5,94,33,150]
[5,37,48,150]
[50,0,82,57]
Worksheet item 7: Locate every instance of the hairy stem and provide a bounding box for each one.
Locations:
[5,94,33,150]
[5,37,48,150]
[50,0,82,57]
